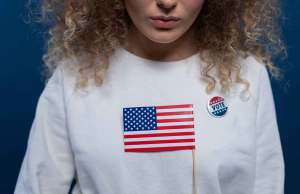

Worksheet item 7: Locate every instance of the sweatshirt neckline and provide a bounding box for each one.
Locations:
[118,46,200,66]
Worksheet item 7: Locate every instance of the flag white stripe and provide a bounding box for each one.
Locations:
[156,114,194,119]
[157,121,194,126]
[124,128,194,135]
[124,135,195,142]
[156,107,193,113]
[124,142,195,149]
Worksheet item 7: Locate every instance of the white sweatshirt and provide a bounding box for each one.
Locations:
[14,47,285,194]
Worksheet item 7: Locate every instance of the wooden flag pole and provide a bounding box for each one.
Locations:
[192,149,198,194]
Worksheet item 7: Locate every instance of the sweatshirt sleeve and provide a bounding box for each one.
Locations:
[253,65,285,194]
[14,65,76,194]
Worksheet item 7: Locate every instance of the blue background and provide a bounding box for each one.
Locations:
[1,1,299,193]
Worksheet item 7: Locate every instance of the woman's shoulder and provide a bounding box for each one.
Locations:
[58,56,81,84]
[237,54,267,82]
[229,54,272,101]
[44,55,82,104]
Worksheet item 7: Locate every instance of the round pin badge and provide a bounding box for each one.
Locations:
[207,96,228,118]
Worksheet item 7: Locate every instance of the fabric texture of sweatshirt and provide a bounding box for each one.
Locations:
[14,46,285,194]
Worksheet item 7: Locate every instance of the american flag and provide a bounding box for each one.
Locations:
[122,103,196,152]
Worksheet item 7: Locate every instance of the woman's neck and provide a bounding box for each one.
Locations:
[123,24,199,62]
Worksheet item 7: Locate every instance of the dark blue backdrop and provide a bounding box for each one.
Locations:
[1,1,299,194]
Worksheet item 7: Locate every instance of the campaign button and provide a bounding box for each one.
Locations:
[207,96,228,118]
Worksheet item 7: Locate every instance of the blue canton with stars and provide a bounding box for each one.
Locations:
[123,106,157,132]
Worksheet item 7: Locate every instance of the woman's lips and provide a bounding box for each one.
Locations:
[149,17,181,29]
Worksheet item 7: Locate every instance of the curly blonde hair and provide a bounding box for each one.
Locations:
[28,0,287,94]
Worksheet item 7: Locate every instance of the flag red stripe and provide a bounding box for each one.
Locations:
[124,131,195,138]
[125,146,195,152]
[156,111,193,116]
[124,138,195,145]
[156,118,194,123]
[155,104,193,109]
[157,124,194,130]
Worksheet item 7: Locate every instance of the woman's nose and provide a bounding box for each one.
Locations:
[156,0,177,12]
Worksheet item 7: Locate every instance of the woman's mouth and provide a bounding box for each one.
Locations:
[149,16,181,29]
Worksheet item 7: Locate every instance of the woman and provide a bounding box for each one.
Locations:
[14,0,286,194]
